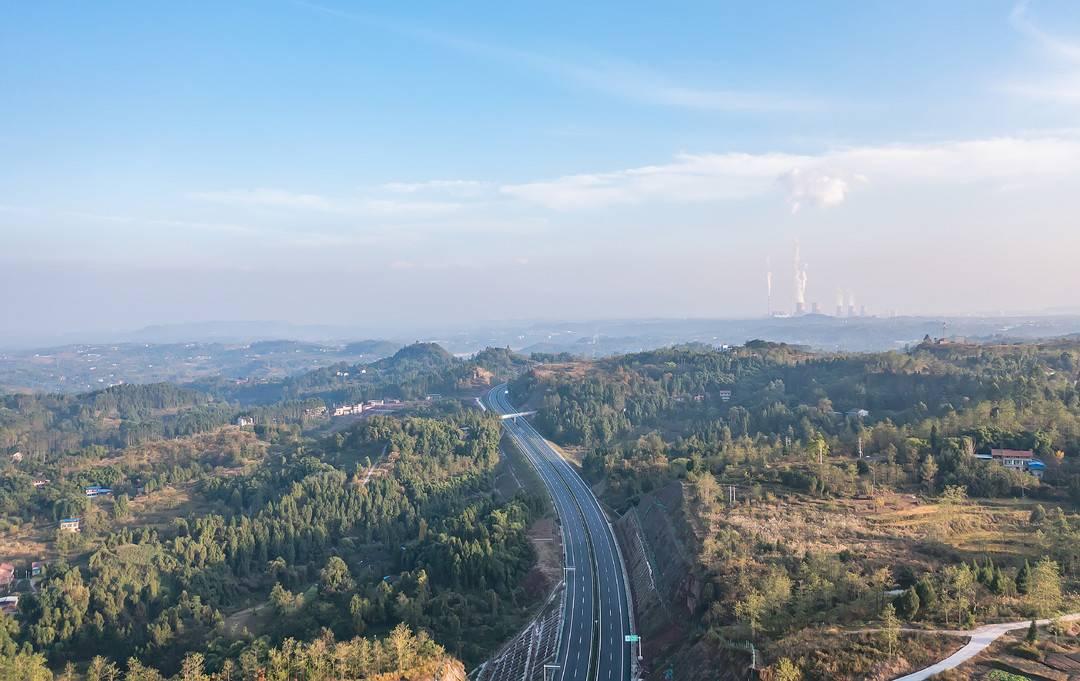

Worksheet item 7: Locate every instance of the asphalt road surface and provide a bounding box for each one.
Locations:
[486,385,633,681]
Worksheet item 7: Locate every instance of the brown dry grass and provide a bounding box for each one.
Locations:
[526,516,563,598]
[543,438,585,468]
[699,490,1057,576]
[529,362,593,381]
[120,482,217,530]
[769,629,965,681]
[0,522,51,563]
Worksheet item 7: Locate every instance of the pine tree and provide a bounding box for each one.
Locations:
[896,586,920,620]
[880,603,900,657]
[920,454,939,495]
[1027,557,1063,617]
[1017,560,1033,595]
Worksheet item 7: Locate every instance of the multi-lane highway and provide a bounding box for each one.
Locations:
[486,385,634,681]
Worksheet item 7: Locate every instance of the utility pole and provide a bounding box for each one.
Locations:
[858,433,863,459]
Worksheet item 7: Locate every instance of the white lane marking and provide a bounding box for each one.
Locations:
[498,386,628,681]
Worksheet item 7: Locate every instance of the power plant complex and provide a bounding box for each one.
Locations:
[766,242,870,319]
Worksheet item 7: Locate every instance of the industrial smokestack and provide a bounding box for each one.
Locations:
[793,242,808,314]
[847,291,857,318]
[835,289,844,317]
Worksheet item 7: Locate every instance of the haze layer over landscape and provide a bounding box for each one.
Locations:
[5,1,1080,341]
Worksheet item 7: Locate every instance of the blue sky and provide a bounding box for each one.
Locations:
[4,1,1080,336]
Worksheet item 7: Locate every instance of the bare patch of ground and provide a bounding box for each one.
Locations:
[524,516,562,599]
[224,600,274,636]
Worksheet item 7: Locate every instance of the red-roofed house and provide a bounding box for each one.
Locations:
[991,449,1034,472]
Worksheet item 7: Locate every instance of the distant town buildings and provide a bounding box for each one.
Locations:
[59,517,81,533]
[331,398,409,418]
[31,561,46,577]
[84,486,112,497]
[333,403,365,417]
[846,409,870,419]
[718,390,733,402]
[236,415,255,427]
[10,452,23,464]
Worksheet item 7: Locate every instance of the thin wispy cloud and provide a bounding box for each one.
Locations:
[1010,1,1080,61]
[292,1,820,113]
[500,134,1080,210]
[1002,1,1080,102]
[379,180,495,199]
[557,60,824,113]
[187,134,1080,218]
[189,188,332,210]
[190,188,465,218]
[1,204,257,235]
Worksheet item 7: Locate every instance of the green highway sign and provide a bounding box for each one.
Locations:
[624,634,640,643]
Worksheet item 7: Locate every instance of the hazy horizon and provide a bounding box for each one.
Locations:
[6,1,1080,336]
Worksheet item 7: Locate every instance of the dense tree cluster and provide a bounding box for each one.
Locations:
[2,405,538,678]
[519,341,1080,503]
[0,384,232,460]
[207,344,531,407]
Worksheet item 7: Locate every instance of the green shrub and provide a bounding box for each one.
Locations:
[1012,641,1042,661]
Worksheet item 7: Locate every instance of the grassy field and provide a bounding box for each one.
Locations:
[711,487,1070,573]
[120,481,228,531]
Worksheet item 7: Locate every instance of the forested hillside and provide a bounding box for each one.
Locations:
[0,345,545,680]
[0,383,234,458]
[514,340,1080,680]
[201,343,532,406]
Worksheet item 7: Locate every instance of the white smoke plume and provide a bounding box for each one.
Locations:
[793,243,808,305]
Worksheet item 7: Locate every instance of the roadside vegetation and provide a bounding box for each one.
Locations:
[513,339,1080,680]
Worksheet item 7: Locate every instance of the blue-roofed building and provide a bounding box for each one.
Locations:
[1027,459,1046,479]
[988,449,1045,479]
